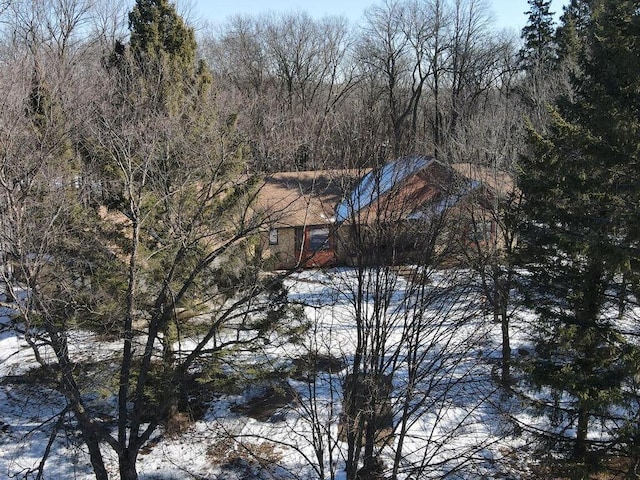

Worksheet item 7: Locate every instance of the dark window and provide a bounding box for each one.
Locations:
[269,228,278,245]
[309,228,330,251]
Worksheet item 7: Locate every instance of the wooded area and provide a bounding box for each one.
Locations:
[0,0,638,479]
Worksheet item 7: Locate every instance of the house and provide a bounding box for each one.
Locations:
[256,157,514,269]
[255,169,365,269]
[334,156,514,265]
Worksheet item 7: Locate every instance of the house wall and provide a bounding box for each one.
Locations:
[261,227,299,270]
[261,216,506,270]
[334,221,439,266]
[334,206,506,268]
[262,225,339,270]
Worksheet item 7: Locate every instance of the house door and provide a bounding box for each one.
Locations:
[302,226,336,267]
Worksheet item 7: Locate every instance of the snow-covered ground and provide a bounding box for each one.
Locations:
[0,268,547,479]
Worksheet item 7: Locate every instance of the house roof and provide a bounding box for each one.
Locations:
[335,156,434,222]
[335,157,516,224]
[256,160,515,229]
[256,169,365,228]
[450,163,515,197]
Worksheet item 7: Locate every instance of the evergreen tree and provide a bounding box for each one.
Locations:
[519,0,556,70]
[102,0,213,198]
[129,0,196,68]
[517,0,561,129]
[566,0,640,315]
[110,0,211,113]
[555,0,592,70]
[519,0,640,469]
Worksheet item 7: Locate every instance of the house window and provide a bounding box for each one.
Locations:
[309,227,330,251]
[269,228,278,245]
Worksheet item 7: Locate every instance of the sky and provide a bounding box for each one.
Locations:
[186,0,568,33]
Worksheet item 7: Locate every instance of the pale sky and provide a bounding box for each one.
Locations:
[186,0,568,33]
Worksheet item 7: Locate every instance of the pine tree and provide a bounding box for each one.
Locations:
[101,0,213,198]
[555,0,592,70]
[519,0,640,468]
[517,0,561,128]
[574,0,640,302]
[129,0,196,68]
[110,0,211,113]
[519,0,556,71]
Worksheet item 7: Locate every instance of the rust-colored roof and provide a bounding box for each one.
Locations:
[450,163,515,196]
[255,162,514,228]
[348,160,455,223]
[255,169,366,228]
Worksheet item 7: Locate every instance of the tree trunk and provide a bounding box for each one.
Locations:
[363,415,376,473]
[500,303,511,388]
[618,272,628,320]
[574,404,590,462]
[84,435,109,480]
[46,323,110,480]
[119,449,139,480]
[344,370,363,480]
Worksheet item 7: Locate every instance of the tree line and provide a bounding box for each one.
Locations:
[203,0,525,171]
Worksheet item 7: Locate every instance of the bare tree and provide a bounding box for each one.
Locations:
[0,8,112,474]
[434,37,524,386]
[458,163,522,388]
[358,0,428,155]
[89,0,129,52]
[202,11,359,171]
[354,0,512,161]
[335,160,487,479]
[203,0,517,173]
[204,14,268,96]
[262,161,506,479]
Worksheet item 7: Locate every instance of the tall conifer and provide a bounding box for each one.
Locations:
[555,0,592,70]
[111,0,211,113]
[518,0,640,467]
[519,0,556,70]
